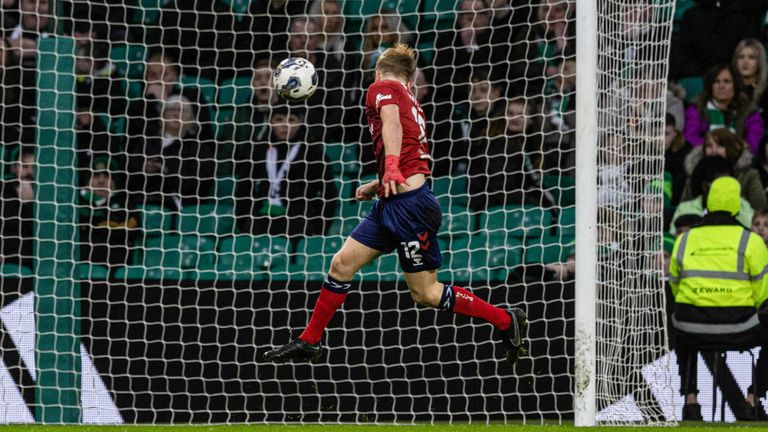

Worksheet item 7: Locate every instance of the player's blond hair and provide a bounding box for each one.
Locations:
[375,43,417,83]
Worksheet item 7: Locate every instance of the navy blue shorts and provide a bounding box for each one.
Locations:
[350,183,443,272]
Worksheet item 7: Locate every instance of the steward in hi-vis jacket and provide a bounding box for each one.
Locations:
[669,176,768,421]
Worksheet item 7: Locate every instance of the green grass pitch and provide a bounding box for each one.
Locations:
[1,423,768,431]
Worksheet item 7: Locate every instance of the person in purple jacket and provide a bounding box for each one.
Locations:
[684,64,764,155]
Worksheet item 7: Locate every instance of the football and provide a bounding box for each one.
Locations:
[272,57,318,102]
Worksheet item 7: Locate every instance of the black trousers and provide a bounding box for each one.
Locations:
[676,325,768,400]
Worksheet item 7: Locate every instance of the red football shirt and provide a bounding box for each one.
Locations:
[365,79,431,196]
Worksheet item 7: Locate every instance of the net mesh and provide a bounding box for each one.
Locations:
[0,0,672,424]
[594,0,675,425]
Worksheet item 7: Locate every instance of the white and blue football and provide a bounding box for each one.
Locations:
[272,57,318,102]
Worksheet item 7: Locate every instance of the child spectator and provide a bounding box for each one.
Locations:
[682,128,766,211]
[234,105,337,238]
[78,158,139,267]
[673,213,703,236]
[752,209,768,245]
[684,64,764,154]
[671,155,755,232]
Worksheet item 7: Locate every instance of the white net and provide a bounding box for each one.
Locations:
[594,0,675,425]
[0,0,671,425]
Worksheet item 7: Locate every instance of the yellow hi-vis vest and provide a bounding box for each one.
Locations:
[669,224,768,333]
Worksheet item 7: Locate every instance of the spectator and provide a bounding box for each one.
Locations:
[152,0,238,81]
[6,0,52,128]
[244,0,307,66]
[0,145,34,268]
[673,213,703,236]
[669,176,768,421]
[6,0,51,66]
[670,156,755,232]
[1,0,20,35]
[75,94,117,185]
[309,0,360,106]
[684,64,764,154]
[544,57,576,134]
[665,113,692,207]
[753,136,768,195]
[682,128,766,211]
[218,59,276,175]
[533,0,574,78]
[732,38,768,110]
[752,209,768,244]
[74,38,126,117]
[675,0,760,78]
[282,16,344,143]
[0,37,22,149]
[464,68,506,141]
[61,1,126,42]
[431,0,512,103]
[414,67,468,177]
[78,158,139,267]
[467,97,555,211]
[126,94,215,209]
[234,105,337,238]
[124,50,213,204]
[360,11,413,88]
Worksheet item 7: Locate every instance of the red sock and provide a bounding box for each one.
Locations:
[452,286,511,330]
[299,288,347,344]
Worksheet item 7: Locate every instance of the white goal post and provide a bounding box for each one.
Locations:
[576,0,677,426]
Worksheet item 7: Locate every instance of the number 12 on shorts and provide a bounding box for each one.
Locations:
[400,241,424,267]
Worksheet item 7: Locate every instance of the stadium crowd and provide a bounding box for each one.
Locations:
[2,0,768,421]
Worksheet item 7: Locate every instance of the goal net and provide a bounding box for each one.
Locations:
[0,0,673,425]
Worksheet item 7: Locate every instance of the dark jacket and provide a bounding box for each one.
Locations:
[78,189,139,266]
[0,180,34,268]
[467,133,548,210]
[235,130,337,238]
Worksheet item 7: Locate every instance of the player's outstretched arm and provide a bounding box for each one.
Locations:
[355,179,379,201]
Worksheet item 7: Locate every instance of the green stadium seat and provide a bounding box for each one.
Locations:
[130,0,165,25]
[442,235,522,281]
[559,206,576,238]
[178,203,236,236]
[478,206,552,240]
[0,263,33,277]
[678,76,703,104]
[78,263,110,280]
[179,75,217,106]
[291,236,345,279]
[217,75,254,108]
[136,204,174,237]
[524,234,575,265]
[324,144,361,179]
[360,253,400,281]
[114,266,183,281]
[214,176,237,206]
[439,205,473,238]
[217,234,288,278]
[110,43,146,79]
[541,175,576,206]
[143,235,216,271]
[432,175,469,208]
